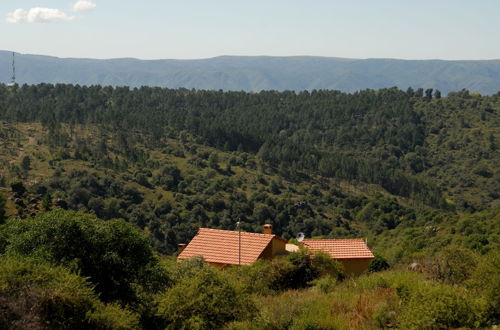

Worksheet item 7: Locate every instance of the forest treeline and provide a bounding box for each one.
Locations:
[1,84,498,209]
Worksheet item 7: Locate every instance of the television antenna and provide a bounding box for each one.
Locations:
[296,232,305,242]
[8,52,15,87]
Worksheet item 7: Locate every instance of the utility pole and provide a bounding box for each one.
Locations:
[236,219,241,266]
[11,52,16,85]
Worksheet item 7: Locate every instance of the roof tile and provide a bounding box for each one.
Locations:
[302,239,374,259]
[178,228,282,265]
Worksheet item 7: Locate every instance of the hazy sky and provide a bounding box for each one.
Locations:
[1,0,499,60]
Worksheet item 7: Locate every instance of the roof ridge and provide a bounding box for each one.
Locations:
[198,227,287,241]
[303,238,366,240]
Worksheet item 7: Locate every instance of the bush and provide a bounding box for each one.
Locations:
[310,275,338,293]
[231,250,344,294]
[311,251,345,280]
[10,181,26,196]
[369,255,390,273]
[398,282,487,329]
[164,256,206,282]
[88,304,140,330]
[2,209,170,304]
[155,266,257,329]
[271,250,343,290]
[0,256,139,330]
[467,250,500,323]
[426,245,478,284]
[229,259,274,295]
[269,251,318,291]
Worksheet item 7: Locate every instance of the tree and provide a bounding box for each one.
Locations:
[10,182,26,196]
[2,209,170,304]
[434,89,441,99]
[41,193,52,211]
[425,88,433,100]
[208,152,219,170]
[21,156,31,171]
[0,194,6,224]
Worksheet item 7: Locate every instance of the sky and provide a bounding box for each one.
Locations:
[0,0,499,60]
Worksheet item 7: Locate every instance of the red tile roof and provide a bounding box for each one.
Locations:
[302,239,374,259]
[177,228,285,265]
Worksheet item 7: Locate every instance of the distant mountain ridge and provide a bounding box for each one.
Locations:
[1,51,500,94]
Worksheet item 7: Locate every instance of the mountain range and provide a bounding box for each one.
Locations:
[1,50,500,94]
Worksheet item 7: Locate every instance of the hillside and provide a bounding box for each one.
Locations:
[0,84,498,258]
[1,51,500,94]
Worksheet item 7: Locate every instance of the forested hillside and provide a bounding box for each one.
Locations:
[0,83,498,328]
[0,84,498,253]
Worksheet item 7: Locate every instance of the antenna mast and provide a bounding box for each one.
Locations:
[236,219,241,266]
[11,52,16,85]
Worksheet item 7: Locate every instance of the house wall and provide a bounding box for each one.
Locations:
[271,238,287,257]
[338,258,372,276]
[259,238,287,260]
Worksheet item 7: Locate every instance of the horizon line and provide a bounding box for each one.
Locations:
[1,50,500,62]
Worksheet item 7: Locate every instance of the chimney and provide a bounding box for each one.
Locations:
[178,243,187,253]
[263,224,273,235]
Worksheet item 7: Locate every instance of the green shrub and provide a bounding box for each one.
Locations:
[310,275,338,293]
[353,271,422,291]
[368,255,390,273]
[398,282,487,329]
[2,209,170,304]
[427,245,478,284]
[0,256,139,330]
[467,250,500,324]
[372,298,399,329]
[311,251,344,280]
[155,266,257,329]
[88,304,140,330]
[228,259,274,295]
[163,256,207,282]
[230,251,344,295]
[271,250,344,291]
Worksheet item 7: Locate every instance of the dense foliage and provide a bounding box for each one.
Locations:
[1,84,497,210]
[0,256,139,329]
[0,84,498,256]
[0,210,169,304]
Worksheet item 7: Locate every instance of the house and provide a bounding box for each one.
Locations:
[177,224,287,267]
[301,239,374,276]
